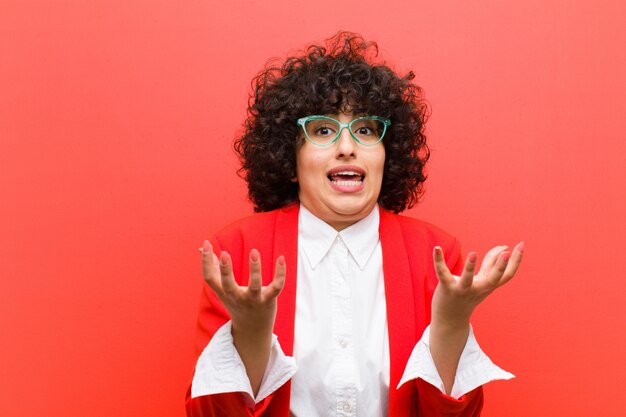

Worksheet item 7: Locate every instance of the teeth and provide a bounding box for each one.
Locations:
[332,180,362,187]
[334,171,360,176]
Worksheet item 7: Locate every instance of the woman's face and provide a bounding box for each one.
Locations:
[295,112,386,231]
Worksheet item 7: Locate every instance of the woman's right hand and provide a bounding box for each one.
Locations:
[199,240,286,395]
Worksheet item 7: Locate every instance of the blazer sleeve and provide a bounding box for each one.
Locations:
[414,380,484,417]
[185,389,274,417]
[414,236,485,416]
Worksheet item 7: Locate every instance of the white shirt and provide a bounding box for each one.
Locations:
[191,204,513,415]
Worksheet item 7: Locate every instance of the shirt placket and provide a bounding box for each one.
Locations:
[330,235,357,416]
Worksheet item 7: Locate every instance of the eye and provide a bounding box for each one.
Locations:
[315,124,336,136]
[354,126,374,136]
[352,119,383,139]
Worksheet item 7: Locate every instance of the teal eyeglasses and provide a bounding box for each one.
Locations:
[297,115,391,147]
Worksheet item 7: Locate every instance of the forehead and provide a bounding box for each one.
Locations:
[302,90,390,119]
[315,112,362,120]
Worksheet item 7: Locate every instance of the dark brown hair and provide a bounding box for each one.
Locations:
[234,31,430,213]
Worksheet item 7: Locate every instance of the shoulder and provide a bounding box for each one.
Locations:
[212,203,298,248]
[380,210,459,252]
[384,210,456,240]
[213,210,277,247]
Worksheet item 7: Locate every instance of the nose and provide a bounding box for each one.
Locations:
[335,126,356,158]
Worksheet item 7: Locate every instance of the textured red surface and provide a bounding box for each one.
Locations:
[1,1,625,416]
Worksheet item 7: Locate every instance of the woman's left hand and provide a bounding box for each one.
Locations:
[429,242,524,394]
[431,242,525,328]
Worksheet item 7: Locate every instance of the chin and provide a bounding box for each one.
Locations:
[330,201,374,218]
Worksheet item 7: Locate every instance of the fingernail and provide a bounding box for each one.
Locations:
[250,249,259,262]
[518,241,525,254]
[278,255,285,266]
[468,252,477,263]
[203,240,210,253]
[220,251,228,265]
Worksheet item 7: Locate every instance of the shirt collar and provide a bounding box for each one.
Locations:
[298,203,380,270]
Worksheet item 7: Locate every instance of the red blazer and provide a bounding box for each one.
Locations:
[186,204,484,416]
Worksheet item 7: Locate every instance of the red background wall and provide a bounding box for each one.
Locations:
[2,1,625,416]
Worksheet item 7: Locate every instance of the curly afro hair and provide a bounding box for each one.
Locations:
[234,31,430,213]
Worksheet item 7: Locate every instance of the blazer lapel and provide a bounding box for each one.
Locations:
[380,209,417,416]
[262,203,300,417]
[272,203,299,355]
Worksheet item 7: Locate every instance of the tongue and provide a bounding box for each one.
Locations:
[333,174,361,181]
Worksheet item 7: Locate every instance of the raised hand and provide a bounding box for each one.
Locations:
[429,242,524,394]
[199,240,286,395]
[431,242,524,326]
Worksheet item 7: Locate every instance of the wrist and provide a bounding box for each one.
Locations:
[430,314,470,334]
[230,321,274,397]
[232,319,273,343]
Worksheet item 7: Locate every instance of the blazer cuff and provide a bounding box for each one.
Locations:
[191,321,298,405]
[397,324,514,399]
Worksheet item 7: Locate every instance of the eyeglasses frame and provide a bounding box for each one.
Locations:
[296,115,391,147]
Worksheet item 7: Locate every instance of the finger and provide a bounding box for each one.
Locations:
[459,252,477,288]
[478,245,507,277]
[248,249,262,294]
[219,251,238,294]
[266,255,286,298]
[201,240,220,290]
[499,241,525,286]
[485,250,511,286]
[433,246,454,286]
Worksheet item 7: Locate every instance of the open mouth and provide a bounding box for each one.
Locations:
[327,170,365,187]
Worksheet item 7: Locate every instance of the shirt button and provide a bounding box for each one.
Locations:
[339,339,347,348]
[342,402,351,412]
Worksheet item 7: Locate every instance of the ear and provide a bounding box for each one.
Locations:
[291,176,298,183]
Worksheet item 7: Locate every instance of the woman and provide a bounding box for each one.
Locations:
[186,32,524,417]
